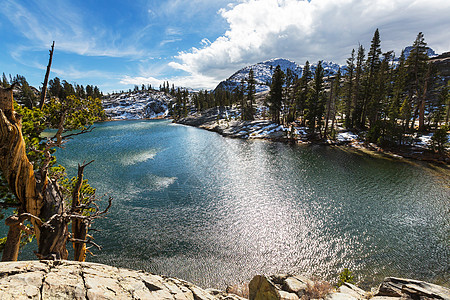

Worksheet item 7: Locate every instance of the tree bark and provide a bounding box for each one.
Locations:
[2,216,22,261]
[0,86,68,260]
[39,41,54,110]
[72,163,89,262]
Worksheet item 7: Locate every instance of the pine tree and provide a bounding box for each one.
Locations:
[238,78,245,120]
[433,83,449,128]
[406,32,429,132]
[268,65,284,124]
[344,49,355,128]
[305,61,325,135]
[350,45,365,129]
[2,73,9,88]
[324,68,341,138]
[296,61,312,125]
[245,69,256,120]
[85,85,94,98]
[362,29,382,129]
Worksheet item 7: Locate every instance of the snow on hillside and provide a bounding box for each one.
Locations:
[102,91,173,120]
[215,58,342,93]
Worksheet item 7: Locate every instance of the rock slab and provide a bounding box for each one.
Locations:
[0,260,245,300]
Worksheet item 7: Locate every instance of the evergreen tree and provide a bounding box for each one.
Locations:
[2,73,9,88]
[344,49,355,128]
[86,85,94,98]
[285,68,297,123]
[387,50,408,143]
[445,81,450,126]
[13,75,38,108]
[296,61,312,125]
[238,78,245,120]
[324,68,341,138]
[352,45,365,129]
[433,83,449,128]
[244,69,256,120]
[362,29,382,129]
[400,97,412,132]
[268,65,284,124]
[305,61,325,135]
[406,32,429,132]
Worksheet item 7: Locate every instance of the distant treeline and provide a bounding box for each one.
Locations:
[177,30,449,150]
[1,73,103,109]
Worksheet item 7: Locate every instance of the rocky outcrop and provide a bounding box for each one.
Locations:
[0,260,245,300]
[375,277,450,299]
[177,108,289,141]
[247,275,450,300]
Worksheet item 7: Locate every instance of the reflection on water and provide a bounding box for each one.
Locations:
[25,120,450,288]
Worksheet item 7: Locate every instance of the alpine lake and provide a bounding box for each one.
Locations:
[11,119,450,289]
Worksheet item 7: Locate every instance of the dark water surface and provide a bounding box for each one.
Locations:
[29,120,450,288]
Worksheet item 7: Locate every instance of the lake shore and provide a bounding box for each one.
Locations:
[176,110,450,165]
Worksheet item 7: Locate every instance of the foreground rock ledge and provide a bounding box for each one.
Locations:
[249,274,450,300]
[1,261,449,300]
[0,260,245,300]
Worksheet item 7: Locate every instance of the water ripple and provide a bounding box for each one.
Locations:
[45,120,450,289]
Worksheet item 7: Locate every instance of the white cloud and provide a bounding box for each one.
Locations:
[120,72,218,90]
[170,0,450,89]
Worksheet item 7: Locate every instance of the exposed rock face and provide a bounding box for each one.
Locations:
[0,260,245,300]
[375,277,450,299]
[102,91,173,120]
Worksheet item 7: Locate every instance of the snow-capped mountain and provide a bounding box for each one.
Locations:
[310,61,343,77]
[102,91,173,120]
[402,46,437,59]
[215,58,342,93]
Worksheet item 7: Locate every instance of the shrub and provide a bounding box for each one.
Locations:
[430,125,449,154]
[337,268,355,287]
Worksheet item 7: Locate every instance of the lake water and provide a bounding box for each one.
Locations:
[26,120,450,288]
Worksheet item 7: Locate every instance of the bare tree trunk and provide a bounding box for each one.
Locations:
[0,86,68,260]
[2,216,22,261]
[39,41,54,110]
[0,87,41,261]
[72,163,89,262]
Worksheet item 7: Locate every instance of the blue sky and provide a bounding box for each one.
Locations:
[1,0,449,92]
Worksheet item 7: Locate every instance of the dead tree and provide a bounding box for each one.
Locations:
[0,86,110,261]
[39,41,55,110]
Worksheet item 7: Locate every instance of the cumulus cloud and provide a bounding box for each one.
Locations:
[120,73,218,90]
[170,0,450,89]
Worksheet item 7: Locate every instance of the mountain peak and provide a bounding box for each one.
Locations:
[215,58,342,93]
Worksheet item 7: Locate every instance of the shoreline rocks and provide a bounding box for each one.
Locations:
[177,111,450,165]
[247,274,450,300]
[1,261,448,299]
